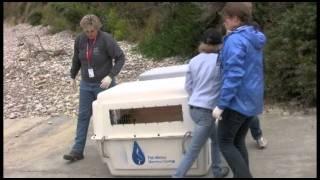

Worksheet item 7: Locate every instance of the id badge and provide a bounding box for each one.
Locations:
[88,68,95,78]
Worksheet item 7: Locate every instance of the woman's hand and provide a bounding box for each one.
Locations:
[212,106,224,121]
[100,76,112,89]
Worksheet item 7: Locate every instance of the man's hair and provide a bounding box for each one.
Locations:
[200,28,223,46]
[80,14,102,30]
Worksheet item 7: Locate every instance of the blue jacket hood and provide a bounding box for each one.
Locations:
[233,25,266,50]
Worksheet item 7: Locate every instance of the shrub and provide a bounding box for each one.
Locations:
[44,3,92,32]
[137,3,204,60]
[27,11,42,26]
[264,3,316,106]
[102,8,130,40]
[41,4,70,33]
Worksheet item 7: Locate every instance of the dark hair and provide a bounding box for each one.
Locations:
[200,28,223,45]
[222,2,252,24]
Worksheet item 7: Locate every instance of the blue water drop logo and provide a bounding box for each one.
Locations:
[132,140,145,165]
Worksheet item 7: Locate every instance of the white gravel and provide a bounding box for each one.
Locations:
[4,23,186,119]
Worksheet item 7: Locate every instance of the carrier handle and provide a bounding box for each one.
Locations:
[100,136,110,158]
[182,131,192,154]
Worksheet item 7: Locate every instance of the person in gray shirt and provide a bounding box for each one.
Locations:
[173,28,229,178]
[64,14,125,162]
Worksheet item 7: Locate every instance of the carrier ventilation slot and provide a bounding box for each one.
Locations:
[109,105,183,125]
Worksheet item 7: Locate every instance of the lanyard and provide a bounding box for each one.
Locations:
[86,38,96,65]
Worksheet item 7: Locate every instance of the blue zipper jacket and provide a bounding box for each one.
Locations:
[218,25,266,116]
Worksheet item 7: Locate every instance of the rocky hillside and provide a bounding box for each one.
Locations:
[4,23,186,119]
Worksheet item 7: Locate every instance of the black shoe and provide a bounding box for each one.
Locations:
[214,167,230,178]
[63,151,84,161]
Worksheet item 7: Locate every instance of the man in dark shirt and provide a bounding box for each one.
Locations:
[64,14,125,162]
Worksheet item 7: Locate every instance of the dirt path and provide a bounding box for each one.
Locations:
[3,107,316,178]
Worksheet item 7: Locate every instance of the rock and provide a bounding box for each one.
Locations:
[50,112,59,117]
[4,23,185,119]
[48,107,57,112]
[9,113,17,119]
[282,111,290,116]
[35,104,43,110]
[18,58,27,61]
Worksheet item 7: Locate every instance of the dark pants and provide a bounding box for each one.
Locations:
[249,116,263,140]
[217,108,253,178]
[72,79,115,154]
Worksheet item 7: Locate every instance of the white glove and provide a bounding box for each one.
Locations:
[100,76,112,89]
[212,106,224,121]
[72,79,77,92]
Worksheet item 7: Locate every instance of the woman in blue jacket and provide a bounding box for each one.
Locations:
[212,2,267,178]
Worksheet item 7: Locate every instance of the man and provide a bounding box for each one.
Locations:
[63,14,125,161]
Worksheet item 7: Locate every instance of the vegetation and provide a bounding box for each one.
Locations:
[262,3,316,107]
[137,3,204,59]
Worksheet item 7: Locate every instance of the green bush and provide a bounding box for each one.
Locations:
[264,3,316,106]
[137,3,203,59]
[253,2,296,30]
[114,20,129,40]
[4,2,45,24]
[102,8,130,40]
[42,3,93,32]
[40,4,70,33]
[27,11,42,26]
[115,3,175,43]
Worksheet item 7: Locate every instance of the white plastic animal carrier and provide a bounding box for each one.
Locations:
[138,64,188,81]
[91,77,211,176]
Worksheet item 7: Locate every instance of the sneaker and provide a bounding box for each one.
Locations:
[214,166,230,178]
[63,151,84,161]
[256,137,268,149]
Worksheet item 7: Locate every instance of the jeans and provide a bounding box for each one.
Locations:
[217,108,253,178]
[72,79,115,154]
[173,106,223,178]
[249,116,263,140]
